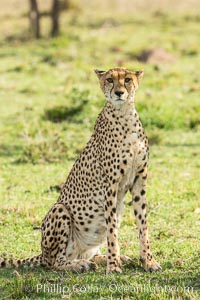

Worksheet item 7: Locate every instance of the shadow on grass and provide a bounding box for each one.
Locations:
[0,264,199,298]
[0,256,199,299]
[43,100,88,123]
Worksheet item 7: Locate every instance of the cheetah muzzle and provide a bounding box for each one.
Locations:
[0,67,161,274]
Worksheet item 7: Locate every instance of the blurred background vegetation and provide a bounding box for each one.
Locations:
[0,0,200,163]
[0,1,200,299]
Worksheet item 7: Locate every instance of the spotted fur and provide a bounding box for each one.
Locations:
[0,67,161,273]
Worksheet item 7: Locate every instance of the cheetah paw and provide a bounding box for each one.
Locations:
[69,259,97,273]
[120,255,133,264]
[92,255,107,265]
[106,259,122,274]
[106,265,122,274]
[140,257,162,272]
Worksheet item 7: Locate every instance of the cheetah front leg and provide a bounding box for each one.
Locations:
[104,185,122,274]
[130,169,161,272]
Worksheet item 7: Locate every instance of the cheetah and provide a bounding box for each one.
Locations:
[0,67,161,274]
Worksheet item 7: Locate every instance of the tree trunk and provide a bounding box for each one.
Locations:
[29,0,40,39]
[51,0,60,37]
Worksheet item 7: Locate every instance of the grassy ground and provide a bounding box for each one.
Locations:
[0,1,200,299]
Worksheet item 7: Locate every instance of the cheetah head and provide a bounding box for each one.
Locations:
[95,67,144,106]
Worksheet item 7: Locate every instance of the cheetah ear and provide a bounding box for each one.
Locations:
[134,70,144,81]
[94,69,106,79]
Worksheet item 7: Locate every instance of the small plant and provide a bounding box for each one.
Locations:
[16,130,68,164]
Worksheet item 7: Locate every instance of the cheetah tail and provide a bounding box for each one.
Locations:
[0,254,46,268]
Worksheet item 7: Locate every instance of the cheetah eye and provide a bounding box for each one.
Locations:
[125,78,131,83]
[106,78,113,83]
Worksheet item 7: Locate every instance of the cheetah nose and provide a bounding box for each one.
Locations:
[115,91,124,97]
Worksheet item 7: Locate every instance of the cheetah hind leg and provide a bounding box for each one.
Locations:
[42,203,97,273]
[52,245,97,273]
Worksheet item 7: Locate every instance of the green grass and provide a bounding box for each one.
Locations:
[0,1,200,299]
